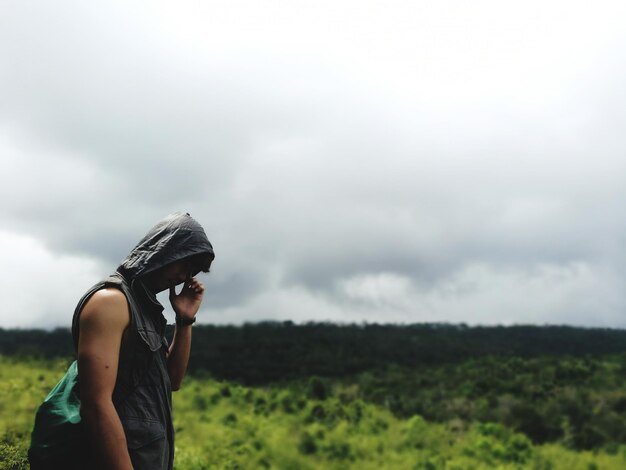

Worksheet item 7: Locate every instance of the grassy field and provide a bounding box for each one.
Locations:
[2,355,626,469]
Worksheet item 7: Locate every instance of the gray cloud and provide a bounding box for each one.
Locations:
[1,1,626,328]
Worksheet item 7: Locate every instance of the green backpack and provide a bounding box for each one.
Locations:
[28,360,85,467]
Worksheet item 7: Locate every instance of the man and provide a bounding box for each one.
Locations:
[68,212,213,469]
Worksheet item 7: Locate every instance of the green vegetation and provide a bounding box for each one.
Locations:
[0,356,73,470]
[353,355,626,449]
[2,324,626,468]
[3,350,626,469]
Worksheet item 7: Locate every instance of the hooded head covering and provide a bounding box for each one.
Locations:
[117,212,214,281]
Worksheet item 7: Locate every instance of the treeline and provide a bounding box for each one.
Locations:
[2,323,626,384]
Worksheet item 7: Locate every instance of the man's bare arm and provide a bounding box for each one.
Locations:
[167,323,193,391]
[78,288,133,470]
[167,277,204,390]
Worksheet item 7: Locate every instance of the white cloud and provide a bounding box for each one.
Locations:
[0,230,105,329]
[198,284,348,325]
[338,272,414,307]
[420,262,625,327]
[331,263,626,327]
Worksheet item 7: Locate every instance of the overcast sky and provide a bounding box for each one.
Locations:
[1,1,625,329]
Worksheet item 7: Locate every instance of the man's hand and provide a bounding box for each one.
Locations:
[167,277,204,390]
[169,277,204,322]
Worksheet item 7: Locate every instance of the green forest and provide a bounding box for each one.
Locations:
[2,323,626,469]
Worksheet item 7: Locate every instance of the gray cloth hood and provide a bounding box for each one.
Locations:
[117,212,214,280]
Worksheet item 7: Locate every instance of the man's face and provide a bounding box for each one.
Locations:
[161,260,193,290]
[144,258,211,293]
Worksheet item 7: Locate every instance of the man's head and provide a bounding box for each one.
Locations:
[117,212,215,290]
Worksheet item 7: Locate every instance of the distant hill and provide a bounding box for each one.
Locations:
[2,322,625,384]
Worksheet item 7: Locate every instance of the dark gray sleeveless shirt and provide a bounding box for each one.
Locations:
[71,272,174,470]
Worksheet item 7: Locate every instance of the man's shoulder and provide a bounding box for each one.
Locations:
[80,288,130,327]
[88,287,127,305]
